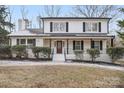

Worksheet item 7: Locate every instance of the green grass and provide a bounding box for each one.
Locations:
[0,65,124,88]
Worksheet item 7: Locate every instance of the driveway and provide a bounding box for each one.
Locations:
[0,60,124,71]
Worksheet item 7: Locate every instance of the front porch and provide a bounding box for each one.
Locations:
[10,36,114,62]
[43,37,110,62]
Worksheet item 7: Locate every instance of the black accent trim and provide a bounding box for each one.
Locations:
[111,39,113,47]
[73,41,75,50]
[33,39,35,46]
[99,22,101,32]
[81,41,84,50]
[50,22,53,32]
[41,17,111,20]
[67,39,69,54]
[17,39,19,45]
[100,40,103,50]
[91,40,94,48]
[83,22,85,32]
[66,22,68,32]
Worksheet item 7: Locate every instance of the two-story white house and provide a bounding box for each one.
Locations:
[8,17,114,62]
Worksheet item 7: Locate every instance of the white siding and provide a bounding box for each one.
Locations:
[11,37,17,46]
[44,19,108,33]
[36,38,43,47]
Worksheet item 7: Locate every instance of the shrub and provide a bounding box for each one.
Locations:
[87,48,100,62]
[0,45,11,59]
[107,47,124,62]
[32,47,43,58]
[32,47,51,59]
[41,47,51,58]
[74,50,83,60]
[12,45,27,59]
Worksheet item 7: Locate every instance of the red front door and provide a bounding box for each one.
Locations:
[57,41,62,53]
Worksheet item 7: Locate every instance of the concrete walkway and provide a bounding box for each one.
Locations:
[0,60,124,71]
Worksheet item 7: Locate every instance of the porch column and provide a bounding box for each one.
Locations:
[9,38,11,46]
[67,39,69,54]
[26,38,28,46]
[103,40,107,53]
[11,38,17,46]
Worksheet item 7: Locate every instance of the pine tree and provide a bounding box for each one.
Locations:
[0,5,13,44]
[117,8,124,46]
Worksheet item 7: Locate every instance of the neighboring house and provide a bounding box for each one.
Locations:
[8,17,114,62]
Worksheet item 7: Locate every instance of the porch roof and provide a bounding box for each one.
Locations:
[42,33,115,38]
[8,29,43,37]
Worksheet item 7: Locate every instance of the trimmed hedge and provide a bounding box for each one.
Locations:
[11,45,27,59]
[32,47,51,58]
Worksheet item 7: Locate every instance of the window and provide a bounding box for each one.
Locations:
[94,41,100,49]
[20,39,26,45]
[85,22,98,32]
[75,41,81,50]
[27,39,35,46]
[54,23,59,31]
[53,22,66,32]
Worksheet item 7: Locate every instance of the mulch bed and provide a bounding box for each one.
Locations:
[70,59,124,67]
[0,58,52,61]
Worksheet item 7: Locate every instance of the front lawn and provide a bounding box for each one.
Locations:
[0,65,124,88]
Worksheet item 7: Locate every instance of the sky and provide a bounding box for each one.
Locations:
[9,5,124,34]
[9,5,71,29]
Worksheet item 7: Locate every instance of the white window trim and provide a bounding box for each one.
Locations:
[75,41,82,50]
[53,22,66,32]
[85,22,99,32]
[19,39,26,45]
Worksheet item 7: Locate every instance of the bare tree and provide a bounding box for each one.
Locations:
[41,5,62,17]
[20,5,28,19]
[7,6,14,32]
[70,5,118,19]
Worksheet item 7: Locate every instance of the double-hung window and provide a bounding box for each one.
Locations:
[20,39,26,45]
[53,22,66,32]
[75,41,81,50]
[27,39,35,47]
[85,22,98,32]
[94,41,100,50]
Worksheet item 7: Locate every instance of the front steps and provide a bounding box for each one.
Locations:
[52,54,65,62]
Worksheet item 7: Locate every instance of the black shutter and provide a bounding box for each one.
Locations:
[111,39,113,47]
[17,39,19,45]
[81,41,84,50]
[99,22,101,32]
[50,22,53,32]
[83,22,85,32]
[33,39,36,46]
[66,22,68,32]
[91,40,94,48]
[100,40,103,50]
[67,39,69,54]
[73,41,75,50]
